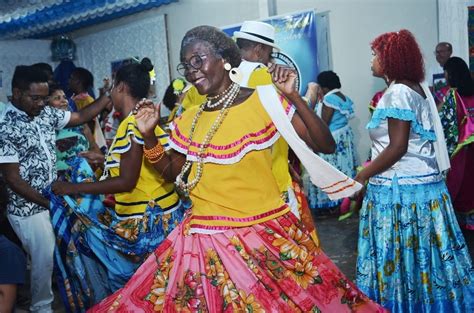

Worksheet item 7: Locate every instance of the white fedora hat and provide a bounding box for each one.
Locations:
[234,20,280,51]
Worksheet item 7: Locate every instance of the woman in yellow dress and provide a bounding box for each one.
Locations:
[52,62,186,293]
[90,26,386,312]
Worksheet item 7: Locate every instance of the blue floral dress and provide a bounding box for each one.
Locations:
[356,83,474,312]
[304,92,358,211]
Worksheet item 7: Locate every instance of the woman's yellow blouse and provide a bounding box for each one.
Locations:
[105,115,179,216]
[169,91,295,230]
[181,67,293,195]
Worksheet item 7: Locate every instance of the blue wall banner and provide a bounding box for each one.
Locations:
[222,10,319,94]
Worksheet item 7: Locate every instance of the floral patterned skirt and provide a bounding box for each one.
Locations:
[292,181,320,247]
[90,212,386,312]
[356,180,474,312]
[45,157,187,311]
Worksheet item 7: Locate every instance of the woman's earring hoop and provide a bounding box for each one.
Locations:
[224,63,232,71]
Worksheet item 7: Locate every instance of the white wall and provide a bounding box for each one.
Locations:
[276,0,439,160]
[70,0,259,98]
[0,40,51,102]
[439,0,469,63]
[71,0,439,161]
[74,14,169,100]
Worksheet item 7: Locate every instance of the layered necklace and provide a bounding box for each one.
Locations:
[175,82,240,196]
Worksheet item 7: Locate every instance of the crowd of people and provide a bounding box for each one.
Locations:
[0,19,473,313]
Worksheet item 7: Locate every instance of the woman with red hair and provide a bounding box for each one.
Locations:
[355,30,474,312]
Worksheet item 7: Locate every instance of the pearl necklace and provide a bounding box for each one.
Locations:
[205,83,240,109]
[206,82,235,100]
[175,83,240,196]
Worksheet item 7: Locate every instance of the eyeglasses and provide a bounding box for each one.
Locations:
[24,93,49,104]
[176,54,208,76]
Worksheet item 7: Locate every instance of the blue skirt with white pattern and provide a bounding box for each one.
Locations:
[356,179,474,313]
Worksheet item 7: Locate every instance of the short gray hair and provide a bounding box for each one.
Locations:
[180,25,241,68]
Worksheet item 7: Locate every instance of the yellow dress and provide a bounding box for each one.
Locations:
[104,114,180,215]
[170,91,295,230]
[181,85,206,111]
[72,92,107,149]
[166,106,180,124]
[181,68,292,196]
[247,66,293,195]
[72,93,94,110]
[89,90,384,313]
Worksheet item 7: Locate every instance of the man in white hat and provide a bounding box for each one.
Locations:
[233,21,292,214]
[233,20,279,87]
[235,21,320,244]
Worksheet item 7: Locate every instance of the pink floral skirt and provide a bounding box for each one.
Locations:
[89,213,386,312]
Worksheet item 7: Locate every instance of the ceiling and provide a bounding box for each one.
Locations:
[0,0,176,40]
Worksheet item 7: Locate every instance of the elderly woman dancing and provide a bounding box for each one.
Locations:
[90,25,386,312]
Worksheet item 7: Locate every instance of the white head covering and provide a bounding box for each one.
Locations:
[234,21,280,51]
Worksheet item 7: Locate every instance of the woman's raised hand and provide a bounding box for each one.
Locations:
[99,77,111,97]
[267,63,298,96]
[134,98,160,137]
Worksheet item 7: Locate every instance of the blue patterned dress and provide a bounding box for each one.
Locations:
[44,117,188,311]
[356,83,474,312]
[304,91,358,211]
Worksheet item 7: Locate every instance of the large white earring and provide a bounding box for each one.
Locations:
[224,62,242,84]
[229,67,242,84]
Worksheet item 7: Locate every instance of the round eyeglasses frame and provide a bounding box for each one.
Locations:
[176,54,208,76]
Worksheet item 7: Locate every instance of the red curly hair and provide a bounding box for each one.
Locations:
[371,29,425,83]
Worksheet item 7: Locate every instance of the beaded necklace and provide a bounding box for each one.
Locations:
[205,82,239,108]
[206,82,235,100]
[175,82,240,196]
